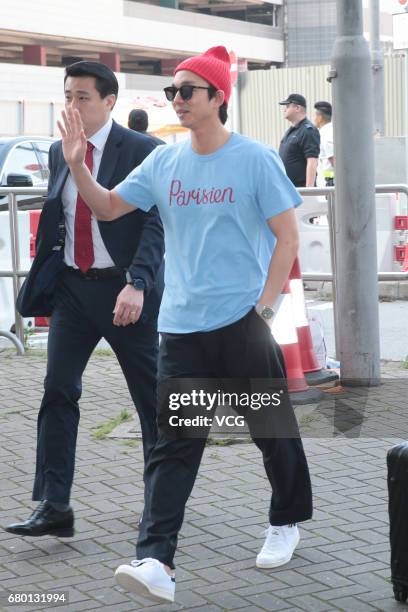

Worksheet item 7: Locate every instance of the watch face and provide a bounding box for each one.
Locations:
[261,307,275,320]
[133,279,145,291]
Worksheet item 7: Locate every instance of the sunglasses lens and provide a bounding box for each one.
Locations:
[164,87,176,101]
[179,86,194,101]
[164,85,195,102]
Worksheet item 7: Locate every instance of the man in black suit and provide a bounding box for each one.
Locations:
[5,61,164,538]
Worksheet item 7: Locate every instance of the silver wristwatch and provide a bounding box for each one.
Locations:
[255,303,276,322]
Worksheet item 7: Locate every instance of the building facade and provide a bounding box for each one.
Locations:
[285,0,396,67]
[0,0,284,74]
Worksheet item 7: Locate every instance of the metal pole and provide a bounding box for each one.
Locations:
[8,193,25,348]
[232,83,241,134]
[301,272,408,281]
[330,0,381,386]
[369,0,385,136]
[406,51,408,137]
[50,101,55,137]
[0,330,24,355]
[18,99,25,135]
[326,192,339,360]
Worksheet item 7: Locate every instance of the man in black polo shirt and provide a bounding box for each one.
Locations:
[278,94,320,188]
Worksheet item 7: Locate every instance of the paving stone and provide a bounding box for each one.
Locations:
[234,581,291,598]
[283,594,334,612]
[195,578,249,595]
[274,581,330,598]
[358,588,399,605]
[336,560,388,576]
[295,548,337,564]
[331,548,378,565]
[318,584,372,601]
[187,606,225,612]
[197,567,237,583]
[175,589,210,607]
[216,544,255,561]
[245,591,292,610]
[329,596,378,611]
[313,569,361,588]
[206,590,252,609]
[296,559,357,577]
[82,586,133,606]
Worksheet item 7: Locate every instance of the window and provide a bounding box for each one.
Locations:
[34,140,53,180]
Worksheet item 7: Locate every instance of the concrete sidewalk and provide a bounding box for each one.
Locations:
[0,349,407,612]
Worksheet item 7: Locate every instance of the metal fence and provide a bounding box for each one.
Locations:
[0,185,407,356]
[299,185,408,361]
[0,187,46,354]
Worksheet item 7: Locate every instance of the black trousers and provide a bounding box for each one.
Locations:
[33,269,159,503]
[136,308,313,568]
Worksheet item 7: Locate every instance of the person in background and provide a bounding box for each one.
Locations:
[278,93,320,188]
[314,100,334,187]
[128,108,164,145]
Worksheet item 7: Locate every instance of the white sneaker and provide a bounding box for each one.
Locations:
[256,524,300,568]
[115,557,175,603]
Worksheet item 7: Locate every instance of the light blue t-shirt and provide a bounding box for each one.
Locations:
[115,132,302,333]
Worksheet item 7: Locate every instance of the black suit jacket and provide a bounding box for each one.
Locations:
[16,120,164,317]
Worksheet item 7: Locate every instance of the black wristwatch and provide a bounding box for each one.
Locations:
[125,270,145,292]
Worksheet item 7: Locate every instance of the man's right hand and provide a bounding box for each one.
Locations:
[57,107,87,167]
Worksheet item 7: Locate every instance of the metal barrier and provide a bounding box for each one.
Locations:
[298,184,408,362]
[298,184,408,284]
[0,185,407,356]
[0,187,46,354]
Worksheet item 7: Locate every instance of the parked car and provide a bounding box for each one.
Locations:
[0,136,55,210]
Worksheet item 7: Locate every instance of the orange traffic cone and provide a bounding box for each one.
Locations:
[289,258,338,386]
[272,280,323,405]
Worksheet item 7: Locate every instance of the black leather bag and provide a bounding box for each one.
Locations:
[387,442,408,603]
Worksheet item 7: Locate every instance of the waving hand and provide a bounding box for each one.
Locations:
[57,107,87,166]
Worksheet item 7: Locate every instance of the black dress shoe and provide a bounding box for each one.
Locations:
[4,501,74,537]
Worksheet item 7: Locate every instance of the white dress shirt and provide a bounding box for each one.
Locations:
[62,117,115,269]
[316,121,334,188]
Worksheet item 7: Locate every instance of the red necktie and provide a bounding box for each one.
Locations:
[74,141,95,272]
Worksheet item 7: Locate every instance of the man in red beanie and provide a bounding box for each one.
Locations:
[57,45,313,604]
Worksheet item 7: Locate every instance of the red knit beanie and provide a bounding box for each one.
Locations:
[174,46,232,105]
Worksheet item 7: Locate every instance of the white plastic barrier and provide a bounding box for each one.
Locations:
[296,196,331,274]
[297,193,402,274]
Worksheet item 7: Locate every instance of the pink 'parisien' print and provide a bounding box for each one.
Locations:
[169,179,236,207]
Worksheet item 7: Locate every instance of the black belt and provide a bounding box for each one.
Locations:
[65,266,124,280]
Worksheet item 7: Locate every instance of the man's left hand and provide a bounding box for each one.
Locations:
[113,285,144,326]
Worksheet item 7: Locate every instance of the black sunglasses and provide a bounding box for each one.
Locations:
[164,85,215,102]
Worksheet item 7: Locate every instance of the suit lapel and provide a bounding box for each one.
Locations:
[47,143,69,200]
[42,146,67,222]
[97,121,123,189]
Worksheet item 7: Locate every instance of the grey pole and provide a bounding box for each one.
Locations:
[330,0,381,386]
[369,0,385,136]
[8,192,25,348]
